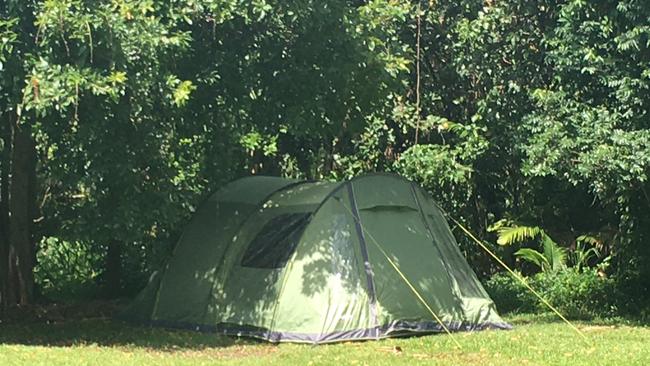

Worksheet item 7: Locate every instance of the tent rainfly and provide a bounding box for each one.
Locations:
[121,174,511,343]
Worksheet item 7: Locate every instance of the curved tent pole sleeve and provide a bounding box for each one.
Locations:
[346,182,379,336]
[448,216,591,345]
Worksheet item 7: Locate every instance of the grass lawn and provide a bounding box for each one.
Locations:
[0,313,648,365]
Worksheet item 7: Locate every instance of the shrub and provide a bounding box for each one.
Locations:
[485,270,619,318]
[534,270,619,319]
[484,272,539,314]
[34,237,103,302]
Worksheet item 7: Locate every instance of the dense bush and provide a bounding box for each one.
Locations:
[484,271,538,314]
[34,238,103,302]
[485,270,619,319]
[34,237,163,302]
[536,270,619,319]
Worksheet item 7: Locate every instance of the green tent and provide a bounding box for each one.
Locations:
[122,173,510,343]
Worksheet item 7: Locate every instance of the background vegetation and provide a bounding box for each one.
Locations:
[1,0,648,318]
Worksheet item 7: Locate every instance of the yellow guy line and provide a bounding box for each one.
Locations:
[336,198,462,349]
[449,216,591,344]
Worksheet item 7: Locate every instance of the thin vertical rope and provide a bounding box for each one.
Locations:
[414,2,422,145]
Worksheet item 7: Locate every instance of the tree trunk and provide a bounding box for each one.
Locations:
[0,115,11,313]
[0,0,38,312]
[104,240,123,298]
[7,124,37,305]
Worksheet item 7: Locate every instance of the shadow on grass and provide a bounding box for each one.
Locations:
[0,300,269,352]
[0,318,265,350]
[0,300,267,350]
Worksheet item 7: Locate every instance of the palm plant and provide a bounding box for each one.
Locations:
[488,220,567,272]
[572,235,602,272]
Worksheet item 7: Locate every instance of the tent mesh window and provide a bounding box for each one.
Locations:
[241,212,311,269]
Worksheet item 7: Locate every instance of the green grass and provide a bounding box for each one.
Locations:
[0,314,648,365]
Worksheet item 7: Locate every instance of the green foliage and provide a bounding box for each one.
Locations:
[515,0,650,303]
[34,237,103,302]
[394,119,487,212]
[514,248,553,272]
[1,0,649,310]
[488,220,544,246]
[485,270,619,319]
[167,78,196,107]
[0,18,18,69]
[515,237,568,273]
[488,220,567,273]
[483,272,538,314]
[535,269,619,319]
[331,114,396,180]
[571,239,602,272]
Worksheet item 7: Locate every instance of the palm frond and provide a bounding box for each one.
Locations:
[576,234,602,248]
[495,225,544,246]
[572,240,600,271]
[541,235,567,272]
[515,248,550,271]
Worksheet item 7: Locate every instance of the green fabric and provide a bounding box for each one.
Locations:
[122,174,507,342]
